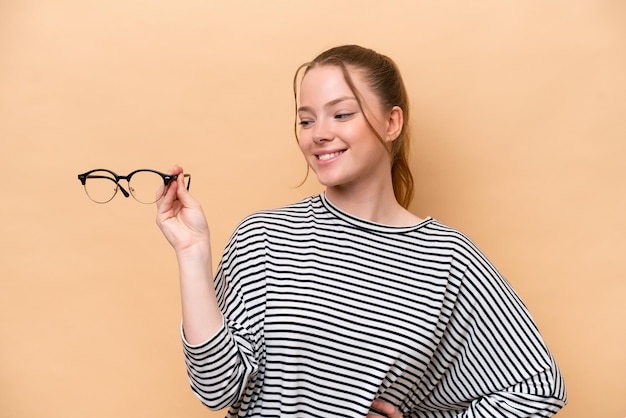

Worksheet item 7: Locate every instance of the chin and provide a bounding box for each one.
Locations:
[313,168,353,188]
[315,176,345,188]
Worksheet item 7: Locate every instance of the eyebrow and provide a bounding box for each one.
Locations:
[297,96,357,113]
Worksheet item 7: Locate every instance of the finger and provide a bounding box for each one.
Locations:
[159,165,185,205]
[165,165,188,199]
[157,171,180,213]
[369,399,401,418]
[167,164,183,176]
[176,167,186,191]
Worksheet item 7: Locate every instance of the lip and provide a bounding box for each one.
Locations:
[315,149,346,163]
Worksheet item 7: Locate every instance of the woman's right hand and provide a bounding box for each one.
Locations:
[156,165,210,254]
[156,166,222,343]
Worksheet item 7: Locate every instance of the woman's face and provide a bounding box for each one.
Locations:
[297,65,393,192]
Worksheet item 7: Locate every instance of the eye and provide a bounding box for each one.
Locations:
[335,112,355,120]
[298,119,314,128]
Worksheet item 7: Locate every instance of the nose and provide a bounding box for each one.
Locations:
[312,119,333,144]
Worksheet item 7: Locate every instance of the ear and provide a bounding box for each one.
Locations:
[385,106,403,142]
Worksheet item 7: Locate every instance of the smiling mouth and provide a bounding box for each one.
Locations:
[316,150,345,161]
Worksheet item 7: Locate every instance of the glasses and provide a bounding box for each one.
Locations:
[77,169,191,204]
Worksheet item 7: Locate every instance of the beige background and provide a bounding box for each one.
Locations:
[1,1,625,417]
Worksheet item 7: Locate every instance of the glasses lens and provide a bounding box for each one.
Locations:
[128,170,165,204]
[84,170,119,203]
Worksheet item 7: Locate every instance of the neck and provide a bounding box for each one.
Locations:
[324,184,419,226]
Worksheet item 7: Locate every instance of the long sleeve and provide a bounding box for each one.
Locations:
[182,318,258,410]
[407,225,567,417]
[181,219,265,411]
[461,363,566,417]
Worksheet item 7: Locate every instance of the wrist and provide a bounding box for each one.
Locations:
[175,241,212,268]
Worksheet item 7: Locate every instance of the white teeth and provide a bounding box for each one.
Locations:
[317,151,343,161]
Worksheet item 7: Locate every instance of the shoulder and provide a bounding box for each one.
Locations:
[423,221,524,311]
[233,195,324,235]
[417,220,495,272]
[417,220,479,252]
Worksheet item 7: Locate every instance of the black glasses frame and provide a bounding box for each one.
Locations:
[77,168,191,204]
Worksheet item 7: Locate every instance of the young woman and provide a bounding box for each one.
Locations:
[156,45,567,417]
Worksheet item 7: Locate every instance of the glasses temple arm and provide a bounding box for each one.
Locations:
[171,174,191,191]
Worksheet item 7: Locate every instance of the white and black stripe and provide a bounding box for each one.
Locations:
[182,194,566,417]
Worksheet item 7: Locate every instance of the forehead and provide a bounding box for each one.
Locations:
[299,64,371,103]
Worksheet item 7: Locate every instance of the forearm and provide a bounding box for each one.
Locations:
[176,243,223,345]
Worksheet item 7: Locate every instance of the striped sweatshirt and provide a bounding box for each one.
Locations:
[182,194,567,417]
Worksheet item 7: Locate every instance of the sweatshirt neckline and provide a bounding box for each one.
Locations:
[319,193,432,234]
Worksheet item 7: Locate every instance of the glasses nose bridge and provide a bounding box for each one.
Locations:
[115,175,131,197]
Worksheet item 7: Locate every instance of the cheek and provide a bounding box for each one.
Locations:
[296,135,319,170]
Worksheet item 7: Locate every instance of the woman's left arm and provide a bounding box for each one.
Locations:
[460,362,566,417]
